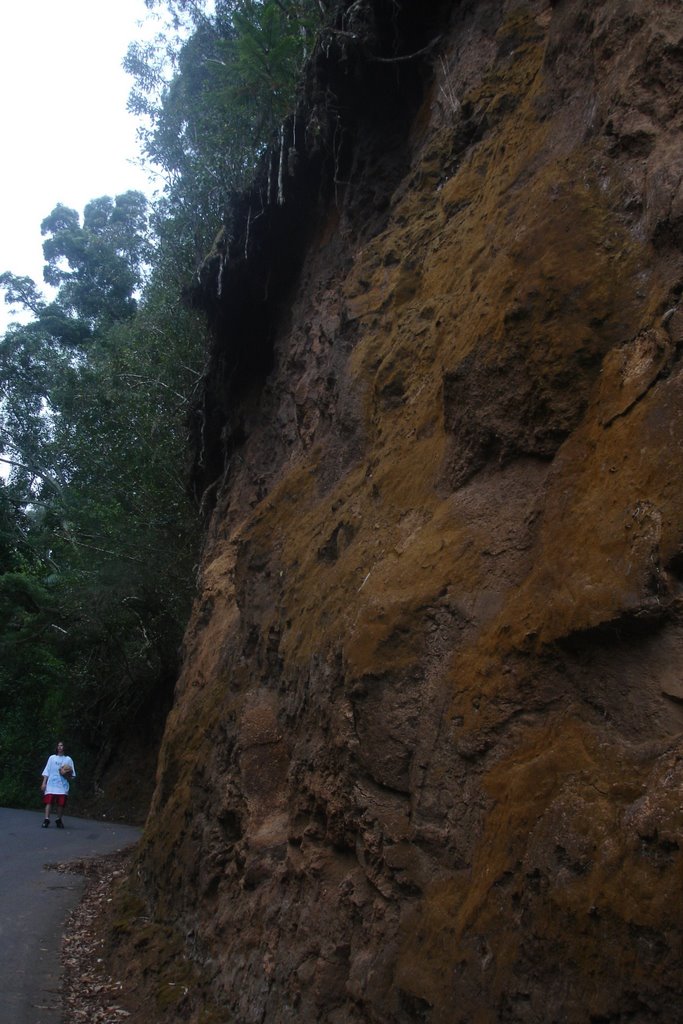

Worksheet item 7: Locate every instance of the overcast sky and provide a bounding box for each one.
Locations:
[0,0,160,328]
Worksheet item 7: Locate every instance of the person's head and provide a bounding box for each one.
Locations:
[56,741,65,755]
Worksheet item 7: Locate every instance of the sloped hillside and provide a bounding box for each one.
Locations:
[111,0,683,1020]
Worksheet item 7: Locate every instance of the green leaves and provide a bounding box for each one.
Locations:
[0,482,70,805]
[40,191,150,332]
[125,0,327,269]
[0,192,207,806]
[0,273,46,318]
[0,0,331,811]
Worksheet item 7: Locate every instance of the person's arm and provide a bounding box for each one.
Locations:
[41,755,52,791]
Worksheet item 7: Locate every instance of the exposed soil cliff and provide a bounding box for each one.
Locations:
[111,0,683,1020]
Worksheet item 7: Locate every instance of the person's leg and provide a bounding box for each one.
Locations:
[42,794,52,826]
[55,795,66,827]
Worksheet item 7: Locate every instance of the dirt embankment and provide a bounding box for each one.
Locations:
[105,1,683,1021]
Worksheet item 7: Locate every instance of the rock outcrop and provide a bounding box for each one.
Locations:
[115,0,683,1020]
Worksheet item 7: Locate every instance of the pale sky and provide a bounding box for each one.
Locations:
[0,0,161,327]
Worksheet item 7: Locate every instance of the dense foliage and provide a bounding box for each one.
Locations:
[0,194,206,806]
[126,0,328,264]
[0,0,331,811]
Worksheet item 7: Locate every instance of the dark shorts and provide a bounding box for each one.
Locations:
[43,793,67,808]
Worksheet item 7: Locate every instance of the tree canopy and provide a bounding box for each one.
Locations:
[41,192,150,328]
[125,0,328,265]
[0,191,206,807]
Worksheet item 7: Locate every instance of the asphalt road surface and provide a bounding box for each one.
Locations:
[0,807,142,1024]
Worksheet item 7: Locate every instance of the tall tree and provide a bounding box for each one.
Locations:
[125,0,327,267]
[0,0,332,810]
[0,192,205,806]
[41,191,150,331]
[0,481,69,805]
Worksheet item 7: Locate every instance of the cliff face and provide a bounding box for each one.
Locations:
[123,0,683,1020]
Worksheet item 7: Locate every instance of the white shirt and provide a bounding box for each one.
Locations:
[42,754,76,794]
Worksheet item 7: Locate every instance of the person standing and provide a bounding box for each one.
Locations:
[40,741,76,828]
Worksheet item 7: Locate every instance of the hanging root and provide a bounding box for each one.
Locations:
[244,205,252,259]
[278,123,286,205]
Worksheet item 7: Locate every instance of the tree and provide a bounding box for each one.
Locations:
[40,191,150,331]
[0,0,332,810]
[0,481,69,805]
[125,0,327,268]
[0,192,206,806]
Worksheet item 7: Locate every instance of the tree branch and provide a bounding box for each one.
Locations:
[369,36,442,63]
[0,455,65,496]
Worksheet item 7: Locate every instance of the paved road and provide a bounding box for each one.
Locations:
[0,808,142,1024]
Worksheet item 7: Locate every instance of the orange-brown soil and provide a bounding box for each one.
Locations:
[105,1,683,1021]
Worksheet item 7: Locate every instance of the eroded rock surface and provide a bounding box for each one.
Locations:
[116,1,683,1020]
